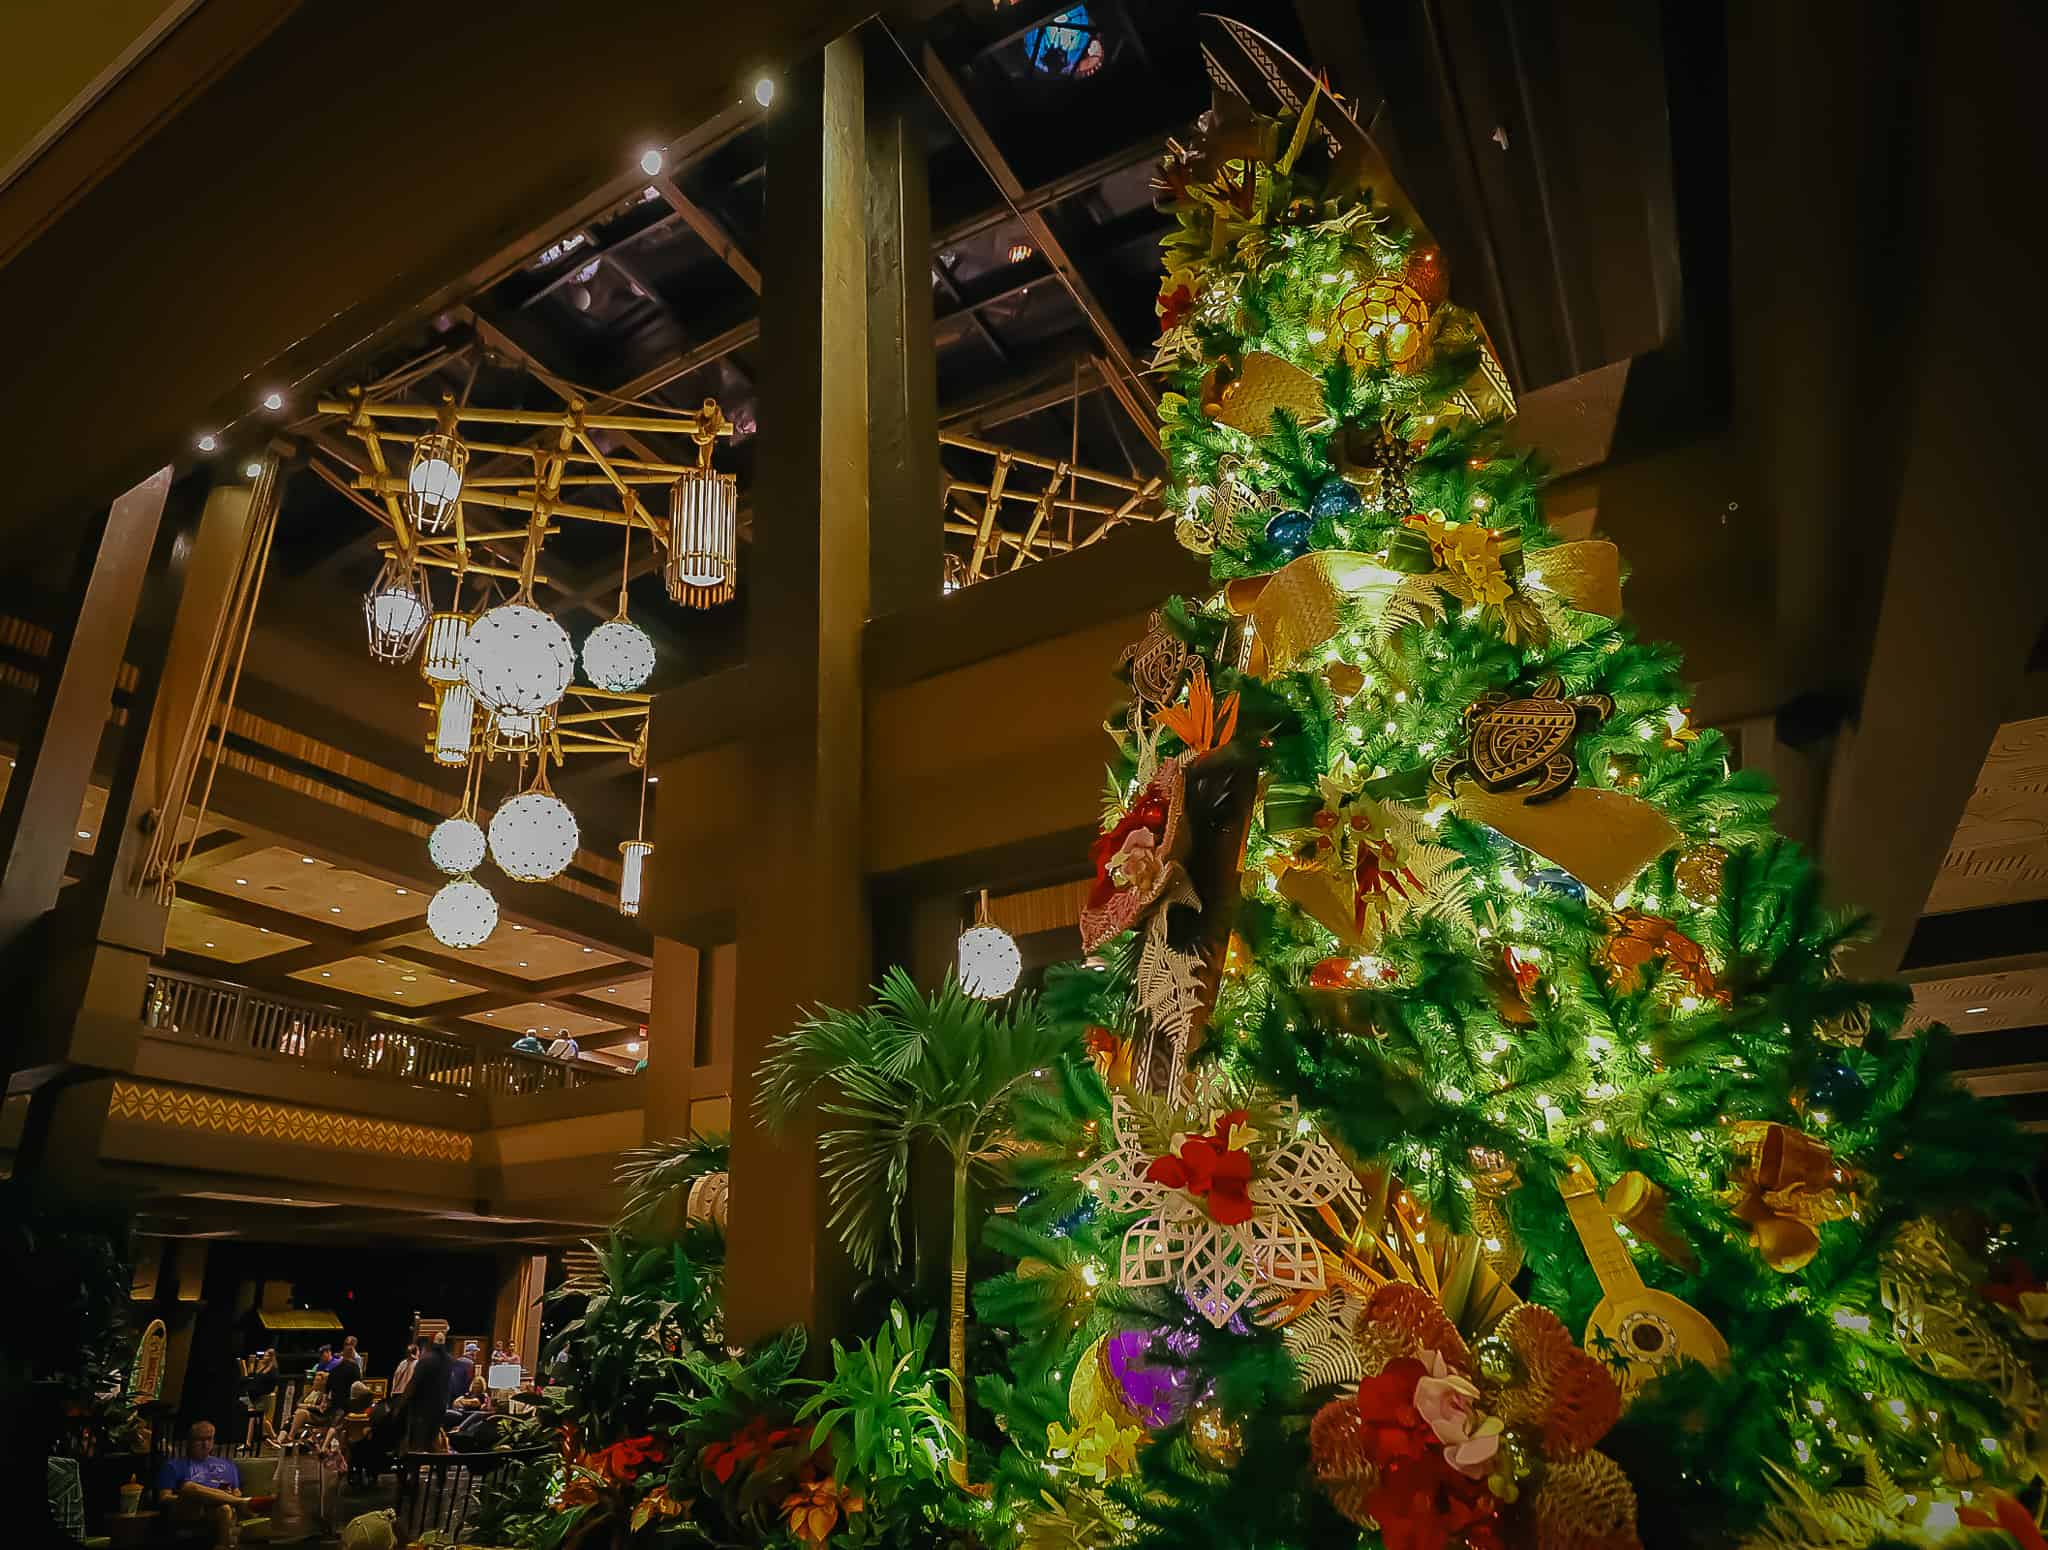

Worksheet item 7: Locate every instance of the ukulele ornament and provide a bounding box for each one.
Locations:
[1559,1156,1728,1400]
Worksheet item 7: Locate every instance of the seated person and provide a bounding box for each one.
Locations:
[446,1374,492,1431]
[156,1421,254,1548]
[279,1369,328,1447]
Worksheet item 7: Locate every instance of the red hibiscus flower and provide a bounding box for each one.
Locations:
[1145,1110,1255,1225]
[1981,1258,2044,1309]
[1089,790,1169,908]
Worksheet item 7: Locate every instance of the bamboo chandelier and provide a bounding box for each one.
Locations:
[320,385,727,936]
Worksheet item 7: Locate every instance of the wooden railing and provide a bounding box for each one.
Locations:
[141,967,623,1098]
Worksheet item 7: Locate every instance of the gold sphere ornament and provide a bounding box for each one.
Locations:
[1673,843,1728,909]
[1471,1333,1522,1387]
[1186,1396,1243,1469]
[1334,277,1431,374]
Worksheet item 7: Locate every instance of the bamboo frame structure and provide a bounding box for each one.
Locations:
[937,429,1165,583]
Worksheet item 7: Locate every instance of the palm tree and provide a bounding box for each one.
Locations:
[755,968,1077,1486]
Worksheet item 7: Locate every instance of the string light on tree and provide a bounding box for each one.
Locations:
[958,889,1021,998]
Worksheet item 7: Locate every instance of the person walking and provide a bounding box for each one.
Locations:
[397,1336,452,1454]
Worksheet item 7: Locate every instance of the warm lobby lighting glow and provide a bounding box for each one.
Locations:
[754,76,776,106]
[428,876,498,948]
[406,433,467,532]
[619,839,652,916]
[429,815,487,875]
[582,616,656,693]
[462,602,574,714]
[490,790,579,882]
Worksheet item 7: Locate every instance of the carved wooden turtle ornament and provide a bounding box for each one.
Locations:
[1436,676,1613,804]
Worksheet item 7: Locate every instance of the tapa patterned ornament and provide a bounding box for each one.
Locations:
[1082,1092,1360,1326]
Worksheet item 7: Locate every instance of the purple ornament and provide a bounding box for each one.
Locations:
[1106,1327,1200,1428]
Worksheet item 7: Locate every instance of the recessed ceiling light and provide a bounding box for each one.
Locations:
[626,1041,641,1053]
[77,829,91,839]
[511,924,524,931]
[401,974,417,982]
[606,988,617,994]
[754,76,775,107]
[321,971,331,978]
[639,147,664,175]
[395,887,408,896]
[235,878,248,886]
[196,432,218,453]
[581,946,593,954]
[1967,1005,1990,1014]
[302,856,316,864]
[262,391,284,411]
[647,775,659,784]
[243,462,263,479]
[518,961,529,968]
[204,942,216,949]
[259,927,270,934]
[329,905,341,914]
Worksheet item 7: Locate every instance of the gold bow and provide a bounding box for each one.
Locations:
[1727,1123,1856,1273]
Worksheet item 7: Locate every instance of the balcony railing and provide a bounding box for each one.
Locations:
[141,967,623,1098]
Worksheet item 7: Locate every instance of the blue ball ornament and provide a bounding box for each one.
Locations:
[1265,509,1314,558]
[1803,1057,1866,1118]
[1525,866,1587,904]
[1309,476,1364,521]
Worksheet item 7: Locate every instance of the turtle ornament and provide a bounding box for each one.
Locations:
[1435,677,1614,805]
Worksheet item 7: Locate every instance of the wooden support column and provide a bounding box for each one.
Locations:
[864,33,942,617]
[0,467,175,954]
[643,935,701,1143]
[722,36,872,1350]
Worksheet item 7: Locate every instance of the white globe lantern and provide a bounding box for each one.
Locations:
[582,617,656,692]
[958,890,1021,998]
[428,815,487,876]
[405,431,467,533]
[461,603,575,714]
[363,557,431,664]
[428,875,498,948]
[489,790,580,882]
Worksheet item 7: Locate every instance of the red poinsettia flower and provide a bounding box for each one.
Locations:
[1981,1257,2044,1309]
[701,1415,799,1485]
[1145,1109,1255,1225]
[582,1433,667,1485]
[1157,283,1195,333]
[1350,1358,1504,1550]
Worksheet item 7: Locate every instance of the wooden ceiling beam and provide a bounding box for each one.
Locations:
[651,174,762,294]
[918,44,1160,454]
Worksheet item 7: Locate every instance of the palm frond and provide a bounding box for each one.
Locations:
[614,1131,730,1227]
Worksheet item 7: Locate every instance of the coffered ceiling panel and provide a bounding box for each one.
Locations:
[167,899,309,964]
[389,924,620,982]
[598,976,652,1013]
[290,954,484,1007]
[466,1001,623,1039]
[182,844,423,930]
[1925,717,2048,915]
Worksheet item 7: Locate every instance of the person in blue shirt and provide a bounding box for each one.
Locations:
[156,1421,249,1547]
[510,1034,547,1055]
[313,1343,339,1373]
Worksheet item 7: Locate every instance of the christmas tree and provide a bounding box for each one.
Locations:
[959,23,2048,1550]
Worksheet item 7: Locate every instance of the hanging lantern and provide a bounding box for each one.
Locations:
[433,682,475,767]
[488,706,548,757]
[428,875,498,948]
[666,419,737,605]
[619,839,652,917]
[364,555,431,664]
[405,431,468,533]
[461,601,575,713]
[958,888,1021,998]
[429,814,487,875]
[582,616,656,693]
[489,785,580,882]
[421,611,473,685]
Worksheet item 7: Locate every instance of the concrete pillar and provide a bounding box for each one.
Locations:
[722,35,873,1349]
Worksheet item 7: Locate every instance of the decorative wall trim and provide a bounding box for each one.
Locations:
[108,1079,472,1162]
